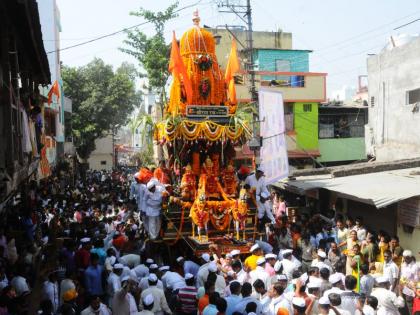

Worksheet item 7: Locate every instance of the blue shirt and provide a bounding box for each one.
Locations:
[184,260,200,276]
[91,248,107,265]
[203,304,219,315]
[225,294,242,315]
[84,265,104,295]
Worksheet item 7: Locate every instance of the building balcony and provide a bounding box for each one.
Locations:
[236,71,327,103]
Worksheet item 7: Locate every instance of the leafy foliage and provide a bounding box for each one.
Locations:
[62,58,137,160]
[120,2,179,113]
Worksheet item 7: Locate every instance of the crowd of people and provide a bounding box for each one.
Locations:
[0,165,419,315]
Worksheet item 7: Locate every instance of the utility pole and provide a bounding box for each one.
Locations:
[217,0,260,159]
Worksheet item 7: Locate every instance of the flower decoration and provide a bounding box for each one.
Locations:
[196,54,213,71]
[199,78,211,98]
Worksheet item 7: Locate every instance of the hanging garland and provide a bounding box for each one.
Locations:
[154,118,251,143]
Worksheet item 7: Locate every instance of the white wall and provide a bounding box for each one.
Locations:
[87,135,113,171]
[367,37,420,161]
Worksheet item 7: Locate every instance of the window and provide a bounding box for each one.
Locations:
[100,161,107,165]
[319,112,366,139]
[303,104,312,112]
[406,88,420,104]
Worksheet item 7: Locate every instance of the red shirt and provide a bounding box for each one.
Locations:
[74,248,90,270]
[413,297,420,313]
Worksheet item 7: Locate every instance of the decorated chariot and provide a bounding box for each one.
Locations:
[153,10,257,253]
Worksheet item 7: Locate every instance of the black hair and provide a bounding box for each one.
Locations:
[308,267,319,276]
[245,302,257,313]
[367,296,378,310]
[204,280,215,294]
[360,264,369,275]
[231,260,242,270]
[272,283,285,296]
[241,282,252,297]
[216,297,227,313]
[209,292,220,305]
[345,275,357,291]
[186,277,195,286]
[252,279,265,291]
[328,293,341,306]
[230,281,241,295]
[320,267,330,280]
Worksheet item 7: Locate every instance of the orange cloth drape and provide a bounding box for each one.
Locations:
[47,80,60,105]
[168,31,193,110]
[225,39,240,104]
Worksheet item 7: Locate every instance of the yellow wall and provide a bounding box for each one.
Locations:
[397,225,420,260]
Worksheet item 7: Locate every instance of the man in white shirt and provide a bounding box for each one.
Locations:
[139,274,172,315]
[207,261,226,295]
[161,268,186,292]
[177,256,200,277]
[197,253,211,288]
[112,277,138,315]
[107,264,123,306]
[42,272,59,313]
[249,257,270,292]
[232,260,249,285]
[245,167,275,225]
[139,265,163,290]
[81,295,111,315]
[371,276,405,315]
[382,250,399,292]
[144,179,166,240]
[400,250,418,283]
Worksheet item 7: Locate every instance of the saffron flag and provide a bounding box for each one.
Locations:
[225,39,240,104]
[168,31,192,105]
[47,80,60,105]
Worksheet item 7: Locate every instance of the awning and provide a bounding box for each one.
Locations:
[273,167,420,208]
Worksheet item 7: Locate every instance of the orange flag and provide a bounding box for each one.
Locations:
[47,80,60,105]
[225,39,240,104]
[168,31,192,105]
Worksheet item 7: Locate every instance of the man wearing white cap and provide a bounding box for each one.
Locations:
[322,273,344,298]
[129,173,140,202]
[137,294,154,315]
[197,253,211,288]
[245,244,263,271]
[280,249,296,281]
[144,179,167,240]
[177,256,200,277]
[249,257,270,291]
[230,249,241,262]
[139,265,163,291]
[265,253,277,277]
[161,268,186,292]
[311,250,333,274]
[112,276,138,315]
[177,273,198,315]
[207,261,226,295]
[107,263,123,306]
[245,166,276,226]
[401,249,418,284]
[371,276,405,315]
[140,273,172,315]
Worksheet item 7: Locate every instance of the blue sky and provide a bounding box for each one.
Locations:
[56,0,420,95]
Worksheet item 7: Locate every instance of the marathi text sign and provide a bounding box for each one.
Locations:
[186,105,228,118]
[259,88,289,184]
[398,197,420,227]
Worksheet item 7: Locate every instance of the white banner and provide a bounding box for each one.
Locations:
[259,88,289,184]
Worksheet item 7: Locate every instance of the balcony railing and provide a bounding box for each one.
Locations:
[236,71,327,103]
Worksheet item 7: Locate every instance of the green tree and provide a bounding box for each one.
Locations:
[120,2,178,114]
[62,58,137,160]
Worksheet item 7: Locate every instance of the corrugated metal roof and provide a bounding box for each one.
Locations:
[274,167,420,208]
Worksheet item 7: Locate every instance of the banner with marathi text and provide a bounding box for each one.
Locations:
[258,88,289,184]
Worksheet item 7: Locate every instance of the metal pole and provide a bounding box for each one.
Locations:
[245,0,260,162]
